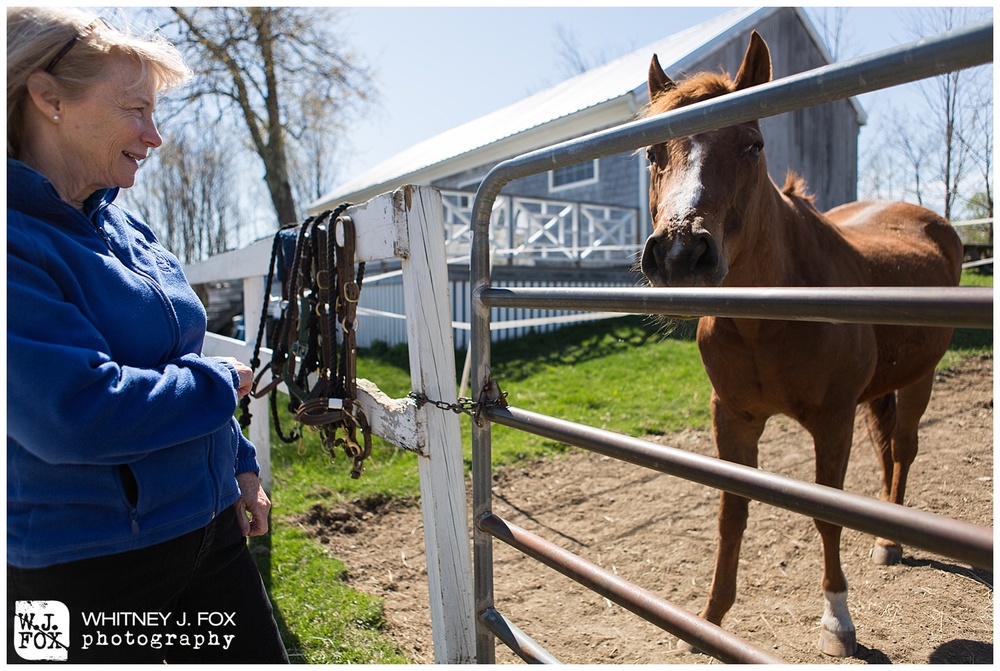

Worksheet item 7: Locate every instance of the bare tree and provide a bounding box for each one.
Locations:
[958,74,994,218]
[809,7,856,61]
[553,23,630,80]
[902,7,991,220]
[857,8,991,220]
[166,7,374,227]
[290,95,343,207]
[890,111,932,207]
[122,128,238,264]
[554,25,593,77]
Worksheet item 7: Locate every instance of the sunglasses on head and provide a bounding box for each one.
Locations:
[44,17,111,74]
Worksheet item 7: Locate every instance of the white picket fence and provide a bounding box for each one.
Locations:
[184,186,476,663]
[439,189,640,262]
[352,189,640,349]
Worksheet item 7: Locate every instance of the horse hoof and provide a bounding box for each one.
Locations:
[819,626,857,657]
[871,541,903,565]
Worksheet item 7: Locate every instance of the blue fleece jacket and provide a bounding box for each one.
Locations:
[7,159,258,569]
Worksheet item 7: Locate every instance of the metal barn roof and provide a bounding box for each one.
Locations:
[312,7,855,211]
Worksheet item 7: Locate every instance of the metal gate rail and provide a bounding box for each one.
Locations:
[478,513,787,664]
[480,285,993,329]
[483,405,992,570]
[469,20,994,664]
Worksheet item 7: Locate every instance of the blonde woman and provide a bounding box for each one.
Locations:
[7,8,287,662]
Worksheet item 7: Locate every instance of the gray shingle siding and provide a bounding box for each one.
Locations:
[432,150,641,209]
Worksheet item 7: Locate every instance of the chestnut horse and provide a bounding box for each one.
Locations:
[639,32,962,657]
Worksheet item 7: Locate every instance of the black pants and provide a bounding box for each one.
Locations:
[8,507,288,663]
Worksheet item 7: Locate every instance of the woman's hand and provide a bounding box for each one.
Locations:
[234,472,271,537]
[215,356,253,397]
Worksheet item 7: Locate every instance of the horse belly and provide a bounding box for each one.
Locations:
[698,318,878,421]
[822,202,960,398]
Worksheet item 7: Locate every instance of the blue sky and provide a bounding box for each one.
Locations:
[99,3,988,230]
[332,5,950,184]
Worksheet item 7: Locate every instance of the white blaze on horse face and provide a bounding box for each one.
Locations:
[655,137,706,258]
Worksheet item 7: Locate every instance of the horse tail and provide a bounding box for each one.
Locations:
[780,169,815,203]
[858,392,896,460]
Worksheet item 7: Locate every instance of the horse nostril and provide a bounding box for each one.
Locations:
[642,230,720,286]
[640,237,659,278]
[691,233,718,272]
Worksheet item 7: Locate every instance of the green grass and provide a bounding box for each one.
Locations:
[252,416,420,662]
[487,318,709,464]
[253,316,709,663]
[939,270,994,369]
[959,268,993,287]
[252,525,409,664]
[254,274,992,663]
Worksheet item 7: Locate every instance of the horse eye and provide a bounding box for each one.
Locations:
[745,142,763,159]
[646,147,657,164]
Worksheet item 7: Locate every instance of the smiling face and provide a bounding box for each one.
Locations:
[54,55,162,202]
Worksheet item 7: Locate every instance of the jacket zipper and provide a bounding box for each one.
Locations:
[83,200,113,249]
[89,204,183,355]
[88,201,217,526]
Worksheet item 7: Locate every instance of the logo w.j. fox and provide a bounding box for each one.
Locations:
[14,600,70,661]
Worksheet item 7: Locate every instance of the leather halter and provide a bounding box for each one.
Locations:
[242,204,371,478]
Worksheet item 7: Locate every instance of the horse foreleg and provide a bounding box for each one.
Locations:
[701,491,751,625]
[870,371,935,565]
[809,408,857,657]
[691,395,765,642]
[816,520,855,656]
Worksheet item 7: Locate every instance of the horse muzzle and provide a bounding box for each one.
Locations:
[640,227,726,288]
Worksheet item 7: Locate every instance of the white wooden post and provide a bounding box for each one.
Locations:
[188,186,476,662]
[345,186,475,662]
[397,186,475,663]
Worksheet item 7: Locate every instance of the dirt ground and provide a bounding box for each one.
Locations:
[300,355,993,664]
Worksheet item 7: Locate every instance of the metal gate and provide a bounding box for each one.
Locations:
[468,22,994,663]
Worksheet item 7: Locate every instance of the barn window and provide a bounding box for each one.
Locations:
[549,159,599,192]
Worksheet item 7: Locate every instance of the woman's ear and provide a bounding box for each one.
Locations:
[25,71,64,121]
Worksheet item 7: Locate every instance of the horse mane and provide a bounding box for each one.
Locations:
[642,70,734,118]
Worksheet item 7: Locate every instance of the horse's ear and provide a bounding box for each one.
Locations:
[648,54,675,98]
[733,31,772,91]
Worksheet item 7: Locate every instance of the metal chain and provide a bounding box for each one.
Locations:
[407,392,478,417]
[408,379,508,427]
